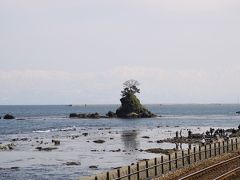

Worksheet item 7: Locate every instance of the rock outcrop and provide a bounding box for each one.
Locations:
[3,114,15,119]
[69,113,100,119]
[116,94,156,118]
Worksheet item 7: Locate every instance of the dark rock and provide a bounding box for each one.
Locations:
[141,136,150,139]
[82,133,88,136]
[106,111,117,118]
[93,140,105,144]
[69,113,100,119]
[236,111,240,114]
[89,165,98,169]
[3,114,15,119]
[65,162,81,166]
[71,135,80,139]
[116,94,156,118]
[91,150,98,152]
[10,167,19,170]
[35,147,58,151]
[145,148,175,154]
[12,138,28,142]
[191,133,203,139]
[52,140,60,145]
[110,149,121,152]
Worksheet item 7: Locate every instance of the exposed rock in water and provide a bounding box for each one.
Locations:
[106,111,117,118]
[82,133,88,136]
[0,143,15,151]
[93,140,105,144]
[144,148,176,154]
[116,94,156,118]
[89,165,98,169]
[65,162,81,166]
[69,113,100,119]
[35,147,58,151]
[109,149,121,152]
[11,138,28,142]
[52,140,60,145]
[3,114,15,120]
[156,137,202,144]
[141,136,150,139]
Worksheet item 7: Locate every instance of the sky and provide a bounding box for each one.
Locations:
[0,0,240,105]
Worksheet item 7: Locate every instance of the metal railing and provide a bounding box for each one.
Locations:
[93,138,240,180]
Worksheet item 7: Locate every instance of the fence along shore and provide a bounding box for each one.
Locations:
[79,137,240,180]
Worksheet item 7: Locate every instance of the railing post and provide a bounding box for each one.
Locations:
[218,142,221,155]
[182,150,185,167]
[231,139,234,151]
[128,166,131,180]
[161,156,164,174]
[209,144,212,158]
[136,163,140,180]
[205,145,207,159]
[199,145,201,160]
[188,149,191,164]
[193,147,196,162]
[117,169,120,180]
[107,172,110,180]
[168,154,171,171]
[214,143,216,156]
[154,158,158,176]
[146,160,149,178]
[223,141,225,153]
[227,140,229,152]
[95,176,98,180]
[236,138,238,150]
[175,152,178,169]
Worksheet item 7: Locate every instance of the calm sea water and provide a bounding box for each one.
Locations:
[0,104,240,180]
[0,104,240,135]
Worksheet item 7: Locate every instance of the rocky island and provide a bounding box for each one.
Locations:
[69,80,156,119]
[116,80,156,118]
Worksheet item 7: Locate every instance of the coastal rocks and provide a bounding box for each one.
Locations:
[144,148,175,154]
[236,111,240,115]
[89,165,98,169]
[35,147,58,151]
[3,114,15,119]
[156,137,202,144]
[11,138,28,142]
[52,140,60,145]
[141,136,150,139]
[82,133,88,136]
[69,113,100,119]
[106,111,117,118]
[116,94,156,118]
[0,143,15,151]
[93,140,105,144]
[65,162,81,166]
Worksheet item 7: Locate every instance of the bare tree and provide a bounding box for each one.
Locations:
[121,79,140,97]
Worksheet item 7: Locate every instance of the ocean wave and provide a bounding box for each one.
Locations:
[32,126,76,133]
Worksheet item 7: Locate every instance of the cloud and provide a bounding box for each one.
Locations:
[0,66,240,104]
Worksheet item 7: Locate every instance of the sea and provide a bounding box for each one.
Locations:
[0,104,240,180]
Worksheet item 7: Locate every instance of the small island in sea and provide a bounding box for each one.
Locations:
[69,80,156,119]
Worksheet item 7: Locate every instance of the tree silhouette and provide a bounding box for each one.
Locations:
[121,79,140,97]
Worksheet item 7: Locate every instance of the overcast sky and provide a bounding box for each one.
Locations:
[0,0,240,105]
